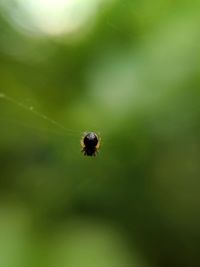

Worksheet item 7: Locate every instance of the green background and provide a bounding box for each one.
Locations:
[0,0,200,266]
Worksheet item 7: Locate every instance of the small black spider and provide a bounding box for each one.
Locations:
[81,132,100,156]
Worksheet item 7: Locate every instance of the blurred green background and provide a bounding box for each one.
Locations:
[0,0,200,266]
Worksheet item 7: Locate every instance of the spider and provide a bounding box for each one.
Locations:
[81,132,100,156]
[0,93,102,157]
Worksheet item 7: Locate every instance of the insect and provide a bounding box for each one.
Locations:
[81,132,100,156]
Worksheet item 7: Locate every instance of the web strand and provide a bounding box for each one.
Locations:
[0,92,79,136]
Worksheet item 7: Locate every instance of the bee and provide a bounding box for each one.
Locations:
[81,132,100,156]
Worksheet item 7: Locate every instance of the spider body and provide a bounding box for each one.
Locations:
[81,132,100,156]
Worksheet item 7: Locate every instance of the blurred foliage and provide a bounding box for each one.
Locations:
[0,0,200,266]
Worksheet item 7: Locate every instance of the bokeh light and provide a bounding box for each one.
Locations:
[0,0,110,36]
[1,0,200,266]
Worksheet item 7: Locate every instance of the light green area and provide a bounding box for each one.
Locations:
[0,0,200,266]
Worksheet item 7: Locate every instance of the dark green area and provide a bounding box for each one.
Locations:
[0,1,200,266]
